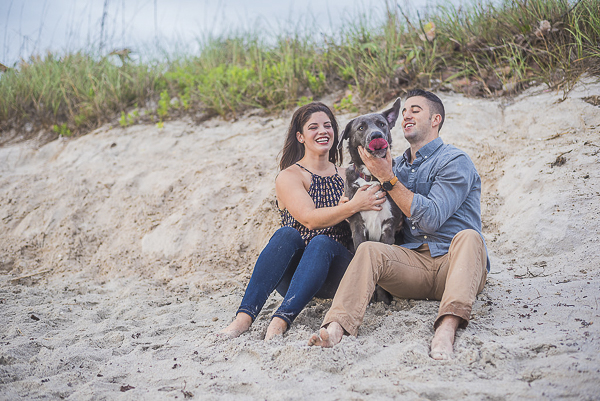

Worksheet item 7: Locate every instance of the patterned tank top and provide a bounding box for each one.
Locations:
[280,163,352,251]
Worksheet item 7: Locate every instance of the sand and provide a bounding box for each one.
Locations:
[1,78,599,400]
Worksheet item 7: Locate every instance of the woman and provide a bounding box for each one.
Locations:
[220,102,385,340]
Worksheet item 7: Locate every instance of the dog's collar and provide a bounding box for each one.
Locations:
[358,170,378,182]
[354,165,379,183]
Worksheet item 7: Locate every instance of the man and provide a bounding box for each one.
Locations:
[308,89,489,360]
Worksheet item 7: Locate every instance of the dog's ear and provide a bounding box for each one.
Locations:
[337,119,354,150]
[382,98,401,130]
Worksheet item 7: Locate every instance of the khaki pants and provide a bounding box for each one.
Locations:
[322,229,488,336]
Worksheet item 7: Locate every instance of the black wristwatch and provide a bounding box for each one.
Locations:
[382,176,398,191]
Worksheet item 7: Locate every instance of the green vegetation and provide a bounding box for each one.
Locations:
[1,0,598,141]
[51,123,72,137]
[0,52,161,139]
[119,106,140,127]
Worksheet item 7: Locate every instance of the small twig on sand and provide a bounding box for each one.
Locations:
[514,265,550,279]
[181,380,193,398]
[550,149,573,167]
[542,131,571,140]
[9,268,52,282]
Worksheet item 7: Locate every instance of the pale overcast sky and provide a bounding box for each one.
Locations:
[1,0,445,66]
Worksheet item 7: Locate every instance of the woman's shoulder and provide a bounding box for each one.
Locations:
[278,163,302,179]
[276,164,310,186]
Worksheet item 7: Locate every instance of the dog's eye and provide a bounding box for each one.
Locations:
[358,126,365,131]
[378,122,385,128]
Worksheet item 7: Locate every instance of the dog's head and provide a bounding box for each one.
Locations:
[338,98,401,164]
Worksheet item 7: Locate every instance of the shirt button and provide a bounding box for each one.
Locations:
[411,169,415,172]
[424,156,428,159]
[412,226,415,230]
[424,235,428,239]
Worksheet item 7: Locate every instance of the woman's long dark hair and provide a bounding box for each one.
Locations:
[279,102,342,171]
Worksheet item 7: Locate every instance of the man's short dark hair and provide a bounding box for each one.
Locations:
[406,89,445,132]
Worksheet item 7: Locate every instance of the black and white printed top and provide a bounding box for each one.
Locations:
[279,163,352,251]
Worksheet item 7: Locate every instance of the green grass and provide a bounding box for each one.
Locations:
[0,52,162,137]
[1,0,599,140]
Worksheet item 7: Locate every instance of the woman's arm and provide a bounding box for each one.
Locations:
[276,167,385,230]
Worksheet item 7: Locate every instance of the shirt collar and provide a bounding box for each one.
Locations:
[402,137,444,164]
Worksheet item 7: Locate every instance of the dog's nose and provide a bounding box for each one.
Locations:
[369,132,384,140]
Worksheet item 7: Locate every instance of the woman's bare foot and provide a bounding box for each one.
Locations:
[307,322,344,347]
[430,315,460,360]
[265,317,288,341]
[219,312,253,338]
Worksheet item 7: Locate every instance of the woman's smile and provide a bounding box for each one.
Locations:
[298,111,335,154]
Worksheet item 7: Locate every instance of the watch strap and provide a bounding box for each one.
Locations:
[382,176,398,190]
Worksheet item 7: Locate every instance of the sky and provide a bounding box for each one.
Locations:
[1,0,447,66]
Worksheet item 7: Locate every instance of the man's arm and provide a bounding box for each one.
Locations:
[408,153,476,233]
[360,146,478,233]
[358,146,413,217]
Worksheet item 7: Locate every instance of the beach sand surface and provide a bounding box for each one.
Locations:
[1,79,599,400]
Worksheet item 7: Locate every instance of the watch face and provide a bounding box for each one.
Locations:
[383,182,393,191]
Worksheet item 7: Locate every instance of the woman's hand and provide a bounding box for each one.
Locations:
[349,184,387,212]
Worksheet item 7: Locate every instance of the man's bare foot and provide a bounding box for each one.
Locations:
[430,315,461,360]
[307,322,344,348]
[219,312,252,338]
[265,317,288,341]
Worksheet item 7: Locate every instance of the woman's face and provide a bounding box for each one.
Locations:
[296,111,335,156]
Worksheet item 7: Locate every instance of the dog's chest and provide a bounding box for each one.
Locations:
[354,177,394,241]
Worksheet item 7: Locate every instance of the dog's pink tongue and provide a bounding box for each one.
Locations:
[368,138,389,151]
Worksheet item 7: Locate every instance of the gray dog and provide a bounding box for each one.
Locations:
[338,98,404,303]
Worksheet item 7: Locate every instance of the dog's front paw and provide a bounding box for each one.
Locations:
[370,285,393,305]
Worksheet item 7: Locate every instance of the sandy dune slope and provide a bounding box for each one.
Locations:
[1,79,599,400]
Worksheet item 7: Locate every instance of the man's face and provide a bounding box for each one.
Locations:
[401,96,438,144]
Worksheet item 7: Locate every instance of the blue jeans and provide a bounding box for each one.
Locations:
[237,226,353,327]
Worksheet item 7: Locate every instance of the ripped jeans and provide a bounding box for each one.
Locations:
[237,226,352,327]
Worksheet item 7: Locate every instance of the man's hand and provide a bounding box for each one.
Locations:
[358,145,414,217]
[358,146,395,182]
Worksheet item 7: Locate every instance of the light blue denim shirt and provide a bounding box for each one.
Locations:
[393,137,490,271]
